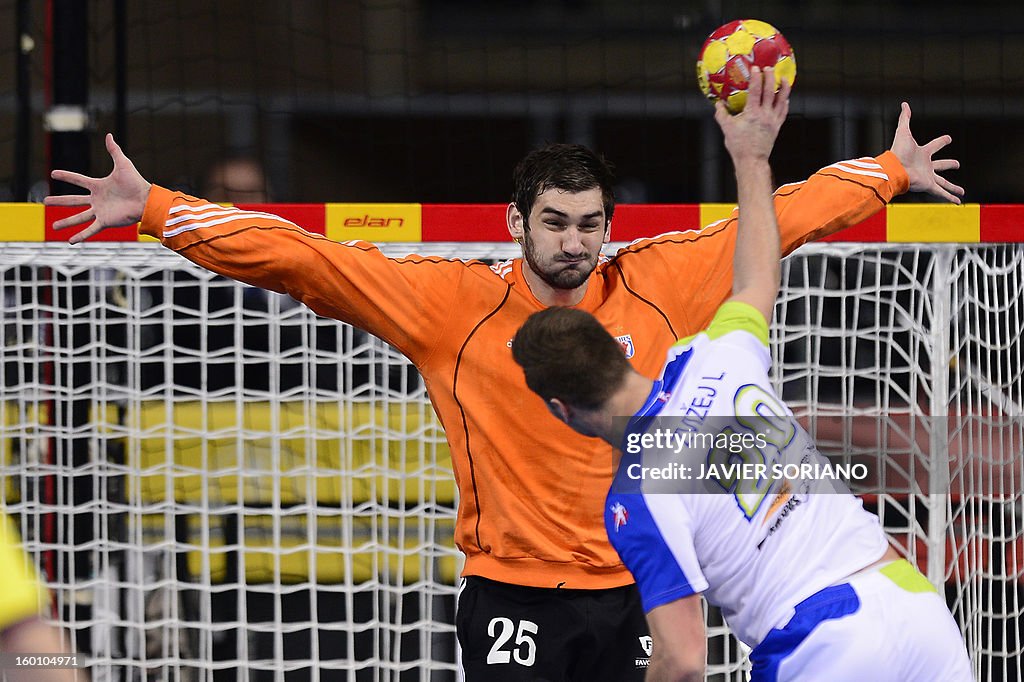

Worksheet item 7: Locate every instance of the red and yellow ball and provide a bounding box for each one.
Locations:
[697,19,796,114]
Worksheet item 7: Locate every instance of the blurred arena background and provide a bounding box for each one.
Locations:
[0,2,1022,681]
[2,0,1024,205]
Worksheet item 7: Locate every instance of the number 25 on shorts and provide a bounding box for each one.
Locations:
[486,617,538,667]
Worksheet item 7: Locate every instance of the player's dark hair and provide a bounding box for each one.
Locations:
[512,144,615,229]
[512,307,630,411]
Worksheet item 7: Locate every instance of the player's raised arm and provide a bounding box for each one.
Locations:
[716,66,790,322]
[44,133,460,364]
[44,134,152,244]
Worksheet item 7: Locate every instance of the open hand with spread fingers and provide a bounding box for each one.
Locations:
[890,102,964,204]
[44,133,152,244]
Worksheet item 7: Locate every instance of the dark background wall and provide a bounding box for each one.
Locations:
[1,0,1022,205]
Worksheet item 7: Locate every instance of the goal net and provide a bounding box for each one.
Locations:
[1,237,1021,681]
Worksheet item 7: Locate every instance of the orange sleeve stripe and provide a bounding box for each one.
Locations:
[1,202,1017,243]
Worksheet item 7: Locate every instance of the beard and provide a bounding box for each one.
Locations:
[522,234,598,290]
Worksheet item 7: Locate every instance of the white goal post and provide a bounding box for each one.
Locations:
[1,237,1021,682]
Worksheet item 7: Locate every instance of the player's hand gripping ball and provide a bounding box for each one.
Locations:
[697,19,796,114]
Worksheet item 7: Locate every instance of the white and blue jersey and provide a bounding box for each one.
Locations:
[604,301,889,647]
[605,301,974,681]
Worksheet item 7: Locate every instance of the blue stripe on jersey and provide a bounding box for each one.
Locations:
[659,347,693,395]
[606,456,699,613]
[748,583,861,682]
[608,346,697,611]
[621,379,664,460]
[618,347,693,446]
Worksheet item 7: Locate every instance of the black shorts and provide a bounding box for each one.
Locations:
[456,576,652,682]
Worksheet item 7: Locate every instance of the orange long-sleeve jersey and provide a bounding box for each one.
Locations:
[139,152,908,589]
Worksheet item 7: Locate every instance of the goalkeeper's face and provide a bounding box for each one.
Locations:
[521,187,610,290]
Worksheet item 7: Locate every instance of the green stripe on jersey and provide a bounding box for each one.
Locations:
[673,301,769,348]
[880,559,938,594]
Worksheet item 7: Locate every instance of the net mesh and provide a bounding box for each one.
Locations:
[777,242,1024,682]
[2,240,1022,681]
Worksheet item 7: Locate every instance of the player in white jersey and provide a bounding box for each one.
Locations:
[512,67,972,681]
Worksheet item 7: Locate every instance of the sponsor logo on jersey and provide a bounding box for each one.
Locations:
[611,502,629,532]
[635,635,653,667]
[761,480,793,525]
[616,334,635,358]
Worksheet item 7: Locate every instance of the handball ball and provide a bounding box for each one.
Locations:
[697,19,796,114]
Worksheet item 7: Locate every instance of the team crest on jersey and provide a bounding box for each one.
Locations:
[615,334,635,358]
[611,502,629,532]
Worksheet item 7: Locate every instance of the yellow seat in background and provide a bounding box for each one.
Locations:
[86,400,455,507]
[26,400,462,587]
[131,512,458,585]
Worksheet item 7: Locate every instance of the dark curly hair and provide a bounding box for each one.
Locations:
[511,144,615,229]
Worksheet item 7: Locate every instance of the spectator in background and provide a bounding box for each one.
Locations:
[203,156,271,204]
[200,155,275,310]
[201,156,276,389]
